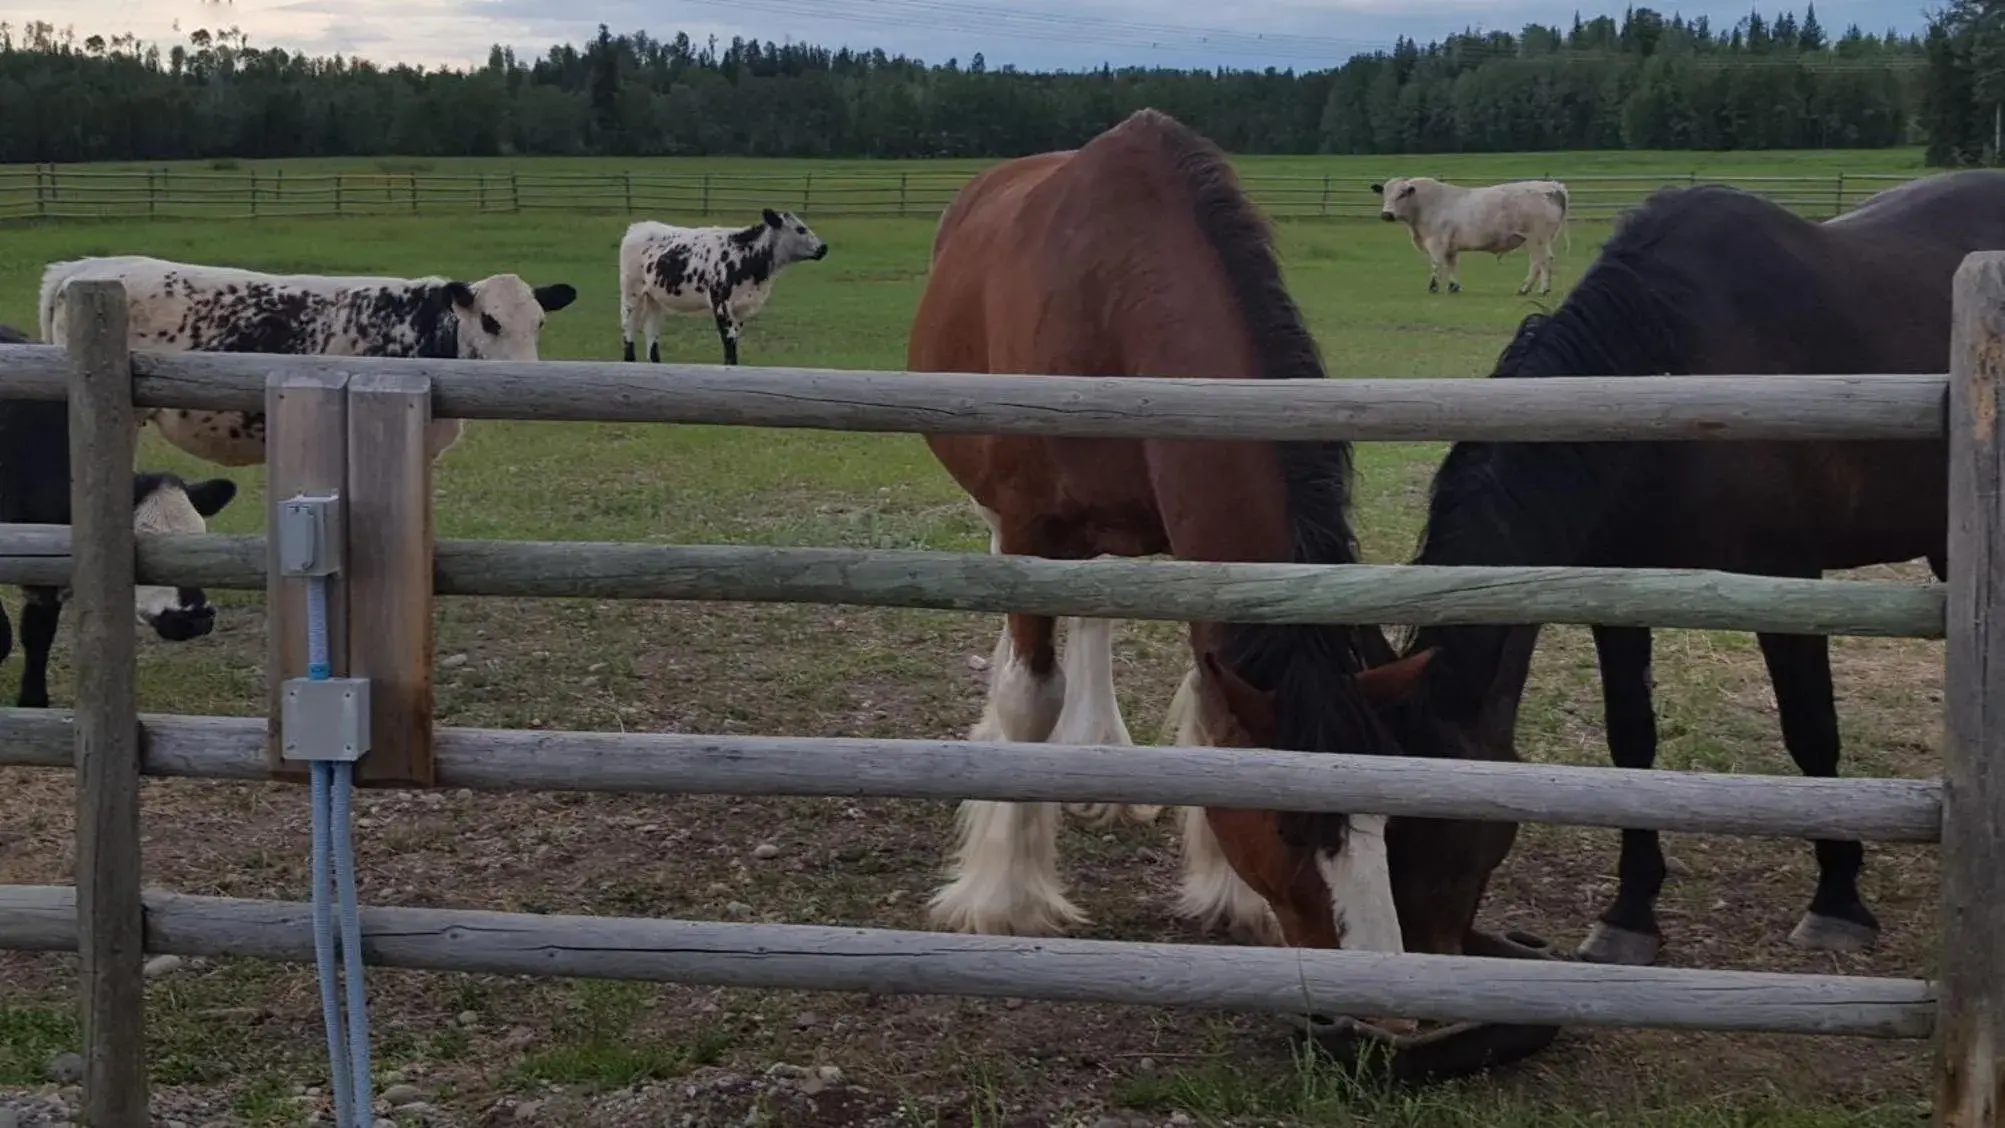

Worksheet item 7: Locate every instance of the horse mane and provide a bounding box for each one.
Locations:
[1124,110,1392,848]
[1403,188,1703,718]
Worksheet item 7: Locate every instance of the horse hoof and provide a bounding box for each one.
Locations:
[1576,922,1661,965]
[1063,802,1122,828]
[927,881,1087,937]
[1124,804,1165,825]
[1789,913,1879,953]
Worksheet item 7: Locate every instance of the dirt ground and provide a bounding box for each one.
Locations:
[0,555,1946,1126]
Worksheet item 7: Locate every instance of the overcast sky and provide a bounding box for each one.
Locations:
[0,0,1936,71]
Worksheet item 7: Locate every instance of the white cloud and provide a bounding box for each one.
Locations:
[0,0,1926,72]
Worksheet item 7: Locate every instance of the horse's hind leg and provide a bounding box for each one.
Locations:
[1759,631,1879,952]
[1054,616,1159,829]
[1579,626,1668,965]
[1162,666,1281,944]
[930,507,1079,936]
[16,587,61,709]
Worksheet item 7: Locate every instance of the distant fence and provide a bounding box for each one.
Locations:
[0,165,1922,223]
[2,267,2004,1126]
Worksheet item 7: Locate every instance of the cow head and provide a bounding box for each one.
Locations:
[1371,177,1425,223]
[762,208,829,266]
[442,274,579,361]
[133,473,238,642]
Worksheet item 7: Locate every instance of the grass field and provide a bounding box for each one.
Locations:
[0,150,1949,1127]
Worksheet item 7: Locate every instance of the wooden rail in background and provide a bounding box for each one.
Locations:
[0,527,1948,637]
[0,346,1955,441]
[0,710,1944,841]
[0,887,1938,1039]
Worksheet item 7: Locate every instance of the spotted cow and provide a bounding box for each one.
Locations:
[0,324,239,707]
[39,256,579,468]
[619,210,829,366]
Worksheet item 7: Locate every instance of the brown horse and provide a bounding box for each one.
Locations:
[908,108,1439,954]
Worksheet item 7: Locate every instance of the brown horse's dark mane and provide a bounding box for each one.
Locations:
[1124,110,1399,852]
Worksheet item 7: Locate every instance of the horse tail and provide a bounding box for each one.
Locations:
[1549,184,1572,257]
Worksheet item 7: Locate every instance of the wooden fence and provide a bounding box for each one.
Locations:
[0,265,2000,1125]
[0,165,1923,223]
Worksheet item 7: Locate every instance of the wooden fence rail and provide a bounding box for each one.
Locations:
[0,887,1938,1039]
[0,527,1947,637]
[0,710,1944,841]
[0,166,1928,224]
[0,345,1955,441]
[0,267,1999,1126]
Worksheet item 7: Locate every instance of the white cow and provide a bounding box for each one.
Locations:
[39,255,578,468]
[1371,176,1570,296]
[619,209,828,366]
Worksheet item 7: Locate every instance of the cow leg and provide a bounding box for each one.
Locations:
[620,290,638,362]
[644,311,662,364]
[17,586,61,709]
[1445,250,1463,294]
[1759,631,1880,952]
[711,300,740,366]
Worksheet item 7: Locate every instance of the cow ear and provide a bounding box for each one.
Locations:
[1370,182,1384,194]
[443,281,476,311]
[763,208,783,228]
[184,478,238,518]
[534,283,578,312]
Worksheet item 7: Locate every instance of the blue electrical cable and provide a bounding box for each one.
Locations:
[304,566,374,1127]
[311,761,356,1128]
[331,761,375,1126]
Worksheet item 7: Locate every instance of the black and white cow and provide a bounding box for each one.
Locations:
[619,209,829,366]
[40,256,579,468]
[0,324,239,708]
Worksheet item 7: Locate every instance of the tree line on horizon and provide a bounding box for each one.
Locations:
[0,8,1936,164]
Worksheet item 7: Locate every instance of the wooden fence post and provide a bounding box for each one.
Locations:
[410,173,420,214]
[510,171,521,213]
[335,173,344,217]
[899,173,908,217]
[804,172,813,213]
[1942,249,2005,1127]
[1835,172,1847,219]
[66,280,148,1128]
[624,171,634,214]
[702,173,712,216]
[250,170,259,219]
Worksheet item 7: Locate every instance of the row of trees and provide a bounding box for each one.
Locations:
[1920,0,2005,166]
[0,9,1930,163]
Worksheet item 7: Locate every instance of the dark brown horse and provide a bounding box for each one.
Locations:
[1388,171,2005,966]
[908,108,1438,956]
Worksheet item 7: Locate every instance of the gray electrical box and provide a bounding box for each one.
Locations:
[281,677,372,762]
[278,494,342,578]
